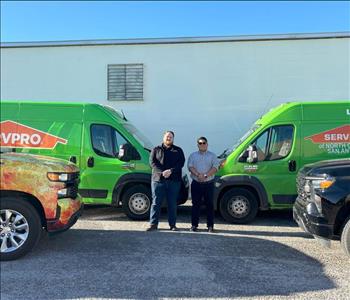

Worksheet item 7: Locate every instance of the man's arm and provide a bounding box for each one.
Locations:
[171,147,185,173]
[149,147,165,173]
[204,153,220,177]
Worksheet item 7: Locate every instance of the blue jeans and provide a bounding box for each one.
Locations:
[150,180,181,227]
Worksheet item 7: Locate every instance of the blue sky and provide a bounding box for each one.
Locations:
[1,1,349,42]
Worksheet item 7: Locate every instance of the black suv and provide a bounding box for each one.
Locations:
[293,158,350,257]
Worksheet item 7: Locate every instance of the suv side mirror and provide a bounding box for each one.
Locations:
[239,145,258,163]
[118,143,141,162]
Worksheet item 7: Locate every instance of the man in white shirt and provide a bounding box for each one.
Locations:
[187,137,220,232]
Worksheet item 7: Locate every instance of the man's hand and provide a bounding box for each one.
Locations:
[197,173,205,182]
[162,169,172,178]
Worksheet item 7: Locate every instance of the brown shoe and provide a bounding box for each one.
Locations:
[146,224,158,231]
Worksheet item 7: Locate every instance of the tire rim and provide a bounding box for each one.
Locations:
[129,193,150,215]
[0,209,29,253]
[227,196,250,218]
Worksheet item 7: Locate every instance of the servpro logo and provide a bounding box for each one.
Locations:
[305,125,350,155]
[0,120,67,149]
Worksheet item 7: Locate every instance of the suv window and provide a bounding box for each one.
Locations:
[250,125,294,162]
[91,124,127,158]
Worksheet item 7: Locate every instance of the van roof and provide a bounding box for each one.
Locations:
[1,100,126,122]
[256,101,350,124]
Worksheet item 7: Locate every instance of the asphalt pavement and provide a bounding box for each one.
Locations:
[1,204,349,300]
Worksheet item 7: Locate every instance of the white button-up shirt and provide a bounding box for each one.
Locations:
[187,150,220,182]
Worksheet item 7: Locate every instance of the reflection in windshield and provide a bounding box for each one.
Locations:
[123,123,154,151]
[218,124,261,159]
[103,105,154,151]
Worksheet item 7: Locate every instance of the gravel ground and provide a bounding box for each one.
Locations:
[1,204,349,300]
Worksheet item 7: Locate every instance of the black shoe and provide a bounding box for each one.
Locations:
[146,224,158,231]
[208,227,214,233]
[190,226,198,232]
[170,226,178,231]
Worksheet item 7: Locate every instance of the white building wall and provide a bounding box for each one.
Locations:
[1,37,350,157]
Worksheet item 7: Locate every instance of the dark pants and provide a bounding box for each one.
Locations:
[150,180,181,227]
[191,180,214,228]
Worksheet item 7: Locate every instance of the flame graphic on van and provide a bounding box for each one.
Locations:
[305,125,350,143]
[0,120,67,149]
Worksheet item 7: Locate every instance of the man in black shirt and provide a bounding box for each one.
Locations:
[146,131,185,231]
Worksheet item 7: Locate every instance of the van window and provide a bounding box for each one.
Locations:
[249,125,294,162]
[252,130,269,161]
[91,124,129,158]
[91,125,115,158]
[113,130,128,154]
[266,125,294,161]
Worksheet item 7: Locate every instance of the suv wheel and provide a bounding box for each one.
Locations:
[0,197,42,261]
[122,185,152,220]
[219,188,258,224]
[341,217,350,257]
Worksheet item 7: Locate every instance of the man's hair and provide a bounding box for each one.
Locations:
[197,136,207,143]
[164,130,175,137]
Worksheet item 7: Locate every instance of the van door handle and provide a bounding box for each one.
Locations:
[288,160,296,172]
[87,156,94,168]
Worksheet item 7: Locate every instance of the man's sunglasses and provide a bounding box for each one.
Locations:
[198,142,207,145]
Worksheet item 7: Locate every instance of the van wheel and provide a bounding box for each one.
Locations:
[122,185,151,220]
[0,197,42,261]
[341,217,350,257]
[219,188,258,224]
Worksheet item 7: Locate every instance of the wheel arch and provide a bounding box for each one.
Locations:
[334,200,350,237]
[112,173,151,206]
[0,190,46,227]
[214,175,269,211]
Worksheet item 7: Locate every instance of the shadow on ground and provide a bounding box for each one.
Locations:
[81,204,298,227]
[1,228,335,299]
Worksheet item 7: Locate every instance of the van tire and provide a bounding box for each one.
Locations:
[219,188,258,224]
[122,185,152,220]
[0,197,42,261]
[341,217,350,257]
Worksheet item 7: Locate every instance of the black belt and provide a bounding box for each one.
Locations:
[193,179,214,185]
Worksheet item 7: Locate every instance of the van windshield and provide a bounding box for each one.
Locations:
[218,124,261,158]
[123,123,154,151]
[103,105,154,151]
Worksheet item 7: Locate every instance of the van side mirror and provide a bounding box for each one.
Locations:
[247,145,258,163]
[118,143,141,162]
[239,145,258,163]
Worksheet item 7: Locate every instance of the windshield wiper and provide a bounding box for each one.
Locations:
[218,148,230,159]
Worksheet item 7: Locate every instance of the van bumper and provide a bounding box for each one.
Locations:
[47,197,83,233]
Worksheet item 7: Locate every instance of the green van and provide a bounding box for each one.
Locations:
[0,101,189,220]
[214,101,350,223]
